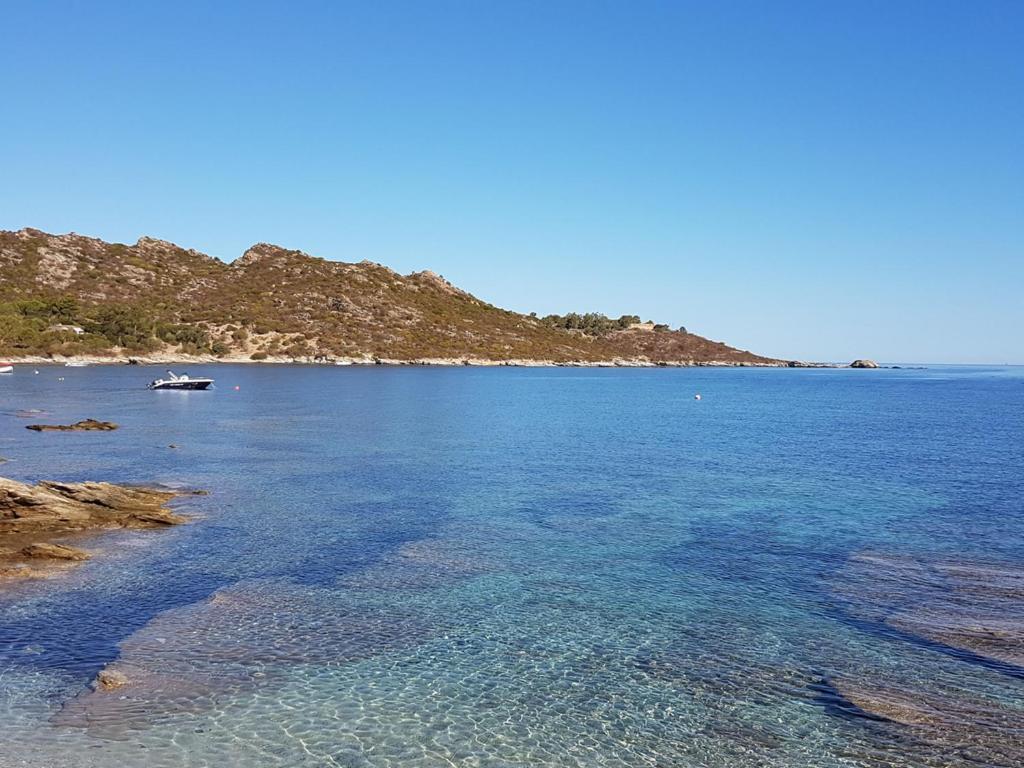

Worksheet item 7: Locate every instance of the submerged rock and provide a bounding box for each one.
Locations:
[831,551,1024,670]
[94,668,130,691]
[25,418,118,432]
[339,537,489,591]
[0,564,37,580]
[831,679,947,726]
[828,677,1024,765]
[57,580,426,734]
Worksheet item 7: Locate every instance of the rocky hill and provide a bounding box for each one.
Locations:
[0,228,780,365]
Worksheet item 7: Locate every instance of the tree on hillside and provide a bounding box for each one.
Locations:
[539,312,642,336]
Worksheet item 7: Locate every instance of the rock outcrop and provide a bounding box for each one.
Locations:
[0,477,186,583]
[20,542,91,561]
[25,419,119,432]
[850,359,879,368]
[0,478,182,533]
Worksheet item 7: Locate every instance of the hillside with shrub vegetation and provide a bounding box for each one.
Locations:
[0,228,779,365]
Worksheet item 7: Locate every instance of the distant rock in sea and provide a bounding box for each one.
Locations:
[850,359,879,368]
[25,419,119,432]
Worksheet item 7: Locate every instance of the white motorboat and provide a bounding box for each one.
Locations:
[148,370,214,390]
[0,362,13,374]
[64,361,89,367]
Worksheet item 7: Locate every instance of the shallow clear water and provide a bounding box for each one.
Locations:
[1,364,1022,767]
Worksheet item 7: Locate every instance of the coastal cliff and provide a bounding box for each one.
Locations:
[0,228,780,366]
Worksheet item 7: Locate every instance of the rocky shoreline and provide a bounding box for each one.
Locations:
[3,353,861,368]
[0,477,190,583]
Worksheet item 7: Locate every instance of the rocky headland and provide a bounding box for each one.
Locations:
[1,227,782,366]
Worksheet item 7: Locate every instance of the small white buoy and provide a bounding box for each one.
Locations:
[34,370,39,374]
[694,393,702,400]
[58,377,65,381]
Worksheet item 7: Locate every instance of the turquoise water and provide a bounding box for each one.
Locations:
[1,365,1022,767]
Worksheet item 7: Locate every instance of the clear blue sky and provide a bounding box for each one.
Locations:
[2,1,1021,363]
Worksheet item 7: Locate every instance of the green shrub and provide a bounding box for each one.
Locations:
[539,312,641,336]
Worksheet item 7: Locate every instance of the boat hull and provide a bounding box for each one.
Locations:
[149,380,213,390]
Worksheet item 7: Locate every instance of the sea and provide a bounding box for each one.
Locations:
[0,364,1022,767]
